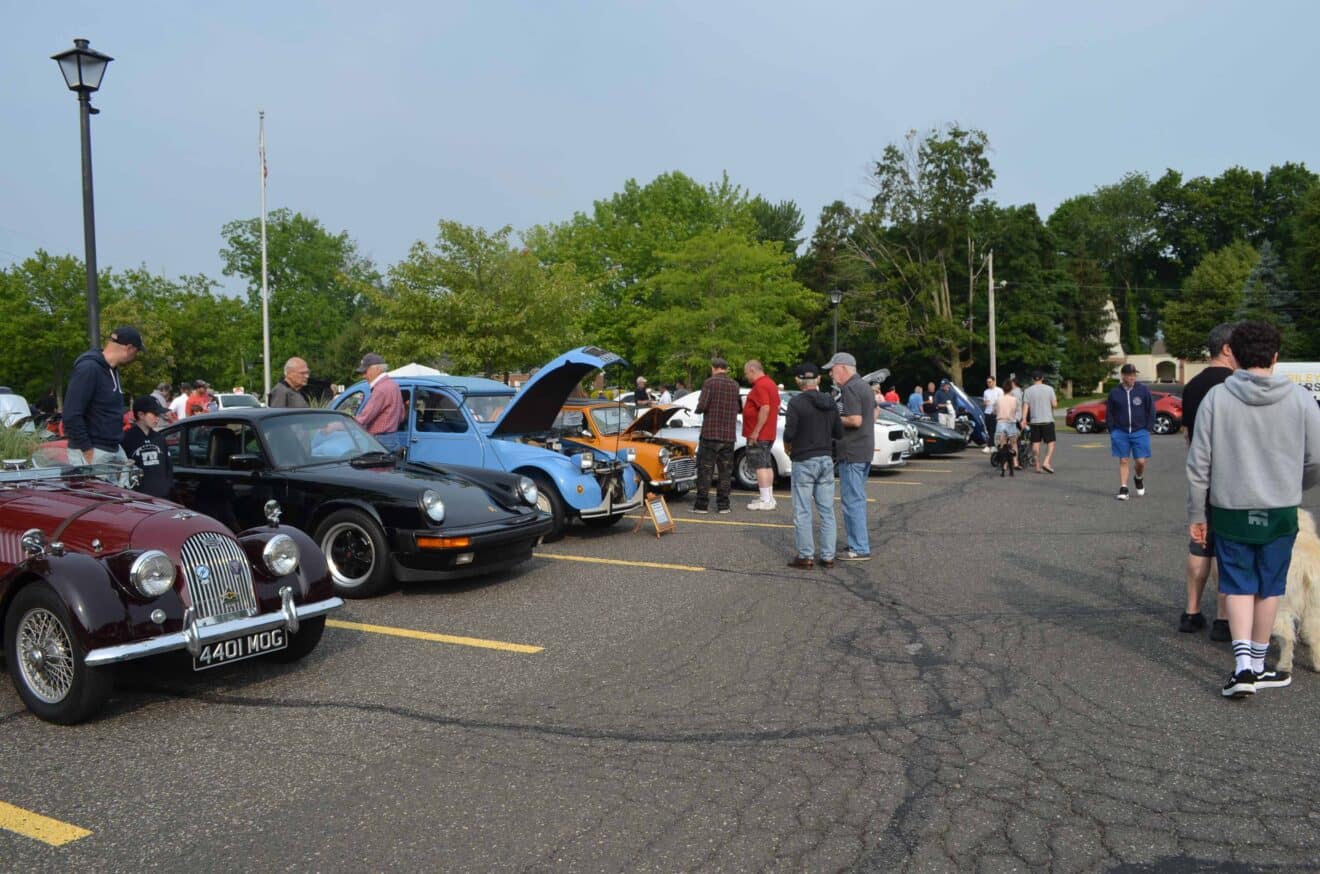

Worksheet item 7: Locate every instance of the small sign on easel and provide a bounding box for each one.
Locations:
[635,494,676,538]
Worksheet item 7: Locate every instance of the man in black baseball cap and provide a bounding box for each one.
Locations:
[64,325,145,467]
[121,394,172,497]
[783,362,843,569]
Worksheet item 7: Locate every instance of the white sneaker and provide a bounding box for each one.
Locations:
[981,445,992,453]
[746,498,777,511]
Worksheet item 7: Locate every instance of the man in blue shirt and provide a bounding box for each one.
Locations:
[907,385,924,415]
[1106,363,1155,501]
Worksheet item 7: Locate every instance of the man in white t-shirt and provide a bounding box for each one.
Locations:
[981,376,1004,453]
[168,381,192,422]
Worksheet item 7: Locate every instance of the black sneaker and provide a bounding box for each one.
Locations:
[691,505,709,515]
[1210,619,1231,642]
[1222,670,1257,698]
[1255,668,1292,689]
[1135,477,1145,496]
[1115,486,1130,501]
[1179,612,1206,633]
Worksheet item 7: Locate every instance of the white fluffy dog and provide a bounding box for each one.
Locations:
[1273,508,1320,672]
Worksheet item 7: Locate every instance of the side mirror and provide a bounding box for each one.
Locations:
[228,453,265,471]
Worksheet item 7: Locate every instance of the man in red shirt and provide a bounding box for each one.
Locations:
[693,357,740,514]
[743,359,781,510]
[354,353,405,436]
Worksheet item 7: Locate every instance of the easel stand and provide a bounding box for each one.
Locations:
[634,494,676,538]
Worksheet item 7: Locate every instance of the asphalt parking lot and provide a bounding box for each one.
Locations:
[3,429,1320,872]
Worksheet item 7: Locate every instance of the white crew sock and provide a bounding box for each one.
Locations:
[1250,641,1269,674]
[1232,640,1253,674]
[760,487,773,503]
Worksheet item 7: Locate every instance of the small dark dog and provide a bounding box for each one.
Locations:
[992,442,1016,477]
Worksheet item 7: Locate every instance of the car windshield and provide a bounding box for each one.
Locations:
[220,394,262,408]
[589,406,629,436]
[881,404,919,421]
[260,412,387,467]
[466,393,513,423]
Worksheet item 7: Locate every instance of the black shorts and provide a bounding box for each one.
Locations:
[1029,422,1056,444]
[746,440,774,469]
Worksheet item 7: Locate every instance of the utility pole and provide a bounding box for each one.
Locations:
[988,251,997,380]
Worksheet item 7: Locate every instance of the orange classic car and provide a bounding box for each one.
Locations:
[552,400,697,495]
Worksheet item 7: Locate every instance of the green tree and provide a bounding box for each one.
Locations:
[631,228,816,381]
[749,197,805,257]
[849,125,995,384]
[0,252,91,401]
[1235,241,1297,351]
[1056,256,1113,391]
[220,209,379,383]
[1161,240,1258,359]
[371,221,591,376]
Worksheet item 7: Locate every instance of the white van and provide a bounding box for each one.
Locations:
[1274,362,1320,402]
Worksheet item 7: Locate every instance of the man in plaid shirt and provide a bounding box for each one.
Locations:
[693,357,740,513]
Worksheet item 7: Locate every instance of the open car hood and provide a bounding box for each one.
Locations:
[490,346,626,437]
[624,404,686,436]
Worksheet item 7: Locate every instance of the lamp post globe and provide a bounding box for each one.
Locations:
[51,38,113,351]
[828,289,843,355]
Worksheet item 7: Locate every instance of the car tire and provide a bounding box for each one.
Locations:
[4,583,113,724]
[733,450,758,491]
[530,474,567,542]
[1073,413,1097,434]
[265,615,327,663]
[315,509,392,599]
[1153,413,1177,435]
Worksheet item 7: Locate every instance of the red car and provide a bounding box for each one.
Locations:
[1066,390,1183,435]
[1,461,341,723]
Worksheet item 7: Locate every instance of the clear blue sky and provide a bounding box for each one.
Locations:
[3,1,1317,294]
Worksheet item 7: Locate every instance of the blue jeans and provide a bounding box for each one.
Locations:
[791,455,836,560]
[838,460,871,556]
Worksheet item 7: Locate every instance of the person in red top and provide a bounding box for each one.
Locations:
[742,359,781,510]
[693,357,740,514]
[354,353,405,436]
[186,381,213,416]
[883,386,900,403]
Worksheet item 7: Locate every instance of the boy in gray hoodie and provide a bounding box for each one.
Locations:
[1186,321,1320,698]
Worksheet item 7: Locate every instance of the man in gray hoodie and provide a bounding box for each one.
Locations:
[1187,321,1320,698]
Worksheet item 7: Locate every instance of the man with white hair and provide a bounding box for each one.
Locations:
[269,356,311,407]
[353,353,404,435]
[825,351,875,561]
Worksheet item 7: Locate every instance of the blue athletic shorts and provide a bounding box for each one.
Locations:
[1110,428,1151,459]
[1215,532,1296,598]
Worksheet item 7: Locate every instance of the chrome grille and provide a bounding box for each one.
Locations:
[179,532,259,623]
[668,455,697,482]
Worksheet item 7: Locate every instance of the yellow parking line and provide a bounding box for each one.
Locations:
[672,516,793,529]
[326,619,542,654]
[894,467,953,474]
[0,801,91,847]
[1076,442,1103,448]
[538,553,706,572]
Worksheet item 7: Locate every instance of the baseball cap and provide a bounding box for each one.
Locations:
[109,326,145,351]
[823,352,856,369]
[356,353,387,373]
[1120,363,1139,374]
[794,362,820,380]
[132,395,167,415]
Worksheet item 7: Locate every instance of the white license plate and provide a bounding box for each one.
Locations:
[192,627,287,671]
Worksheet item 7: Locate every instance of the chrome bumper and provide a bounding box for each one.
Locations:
[577,483,645,519]
[84,588,344,667]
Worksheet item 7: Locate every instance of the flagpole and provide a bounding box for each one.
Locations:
[259,111,271,404]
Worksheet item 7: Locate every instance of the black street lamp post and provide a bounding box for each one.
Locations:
[829,289,843,356]
[52,38,113,351]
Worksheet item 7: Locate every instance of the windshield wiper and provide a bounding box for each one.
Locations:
[350,450,397,468]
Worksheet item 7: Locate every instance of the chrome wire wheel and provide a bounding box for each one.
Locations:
[16,607,76,704]
[320,521,376,589]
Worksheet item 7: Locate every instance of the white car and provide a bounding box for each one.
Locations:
[215,392,264,409]
[658,387,907,489]
[0,390,31,428]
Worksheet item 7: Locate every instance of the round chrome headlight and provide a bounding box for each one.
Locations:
[577,452,594,471]
[263,534,300,576]
[129,550,175,598]
[624,448,638,463]
[658,447,671,469]
[517,476,538,507]
[420,489,446,523]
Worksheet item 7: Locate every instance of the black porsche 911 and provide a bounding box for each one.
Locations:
[160,409,553,598]
[878,403,969,455]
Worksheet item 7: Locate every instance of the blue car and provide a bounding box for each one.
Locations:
[331,347,642,540]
